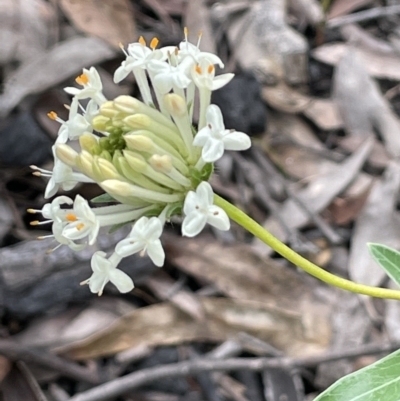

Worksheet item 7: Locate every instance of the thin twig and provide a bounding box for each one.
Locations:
[0,340,100,385]
[327,5,400,28]
[68,342,400,401]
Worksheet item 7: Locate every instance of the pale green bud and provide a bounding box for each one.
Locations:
[79,133,99,153]
[92,115,111,131]
[55,144,78,167]
[99,101,120,118]
[92,157,121,181]
[149,154,173,173]
[123,150,147,173]
[124,114,151,130]
[124,134,155,152]
[113,95,140,114]
[164,93,186,117]
[76,151,94,178]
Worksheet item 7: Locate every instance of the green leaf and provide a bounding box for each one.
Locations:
[314,349,400,401]
[368,243,400,287]
[91,193,117,204]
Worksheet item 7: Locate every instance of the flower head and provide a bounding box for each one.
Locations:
[31,30,253,295]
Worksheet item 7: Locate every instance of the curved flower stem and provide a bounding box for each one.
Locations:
[214,195,400,300]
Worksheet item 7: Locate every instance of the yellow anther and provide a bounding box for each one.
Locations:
[139,36,146,46]
[47,111,58,120]
[184,27,188,39]
[118,42,124,50]
[66,213,77,222]
[76,223,85,231]
[32,172,41,177]
[27,209,36,214]
[76,73,89,86]
[30,221,39,226]
[207,64,215,74]
[195,65,202,75]
[150,37,159,50]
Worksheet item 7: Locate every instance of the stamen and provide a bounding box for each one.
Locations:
[150,37,159,50]
[47,111,58,120]
[195,65,202,75]
[184,27,188,41]
[207,64,215,74]
[197,31,203,48]
[139,36,146,46]
[76,73,89,86]
[30,220,40,226]
[66,213,78,222]
[76,223,85,231]
[32,171,42,177]
[27,208,38,214]
[119,42,128,56]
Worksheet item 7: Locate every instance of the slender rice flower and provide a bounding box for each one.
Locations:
[30,29,252,295]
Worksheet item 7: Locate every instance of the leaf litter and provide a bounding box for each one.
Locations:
[2,1,400,400]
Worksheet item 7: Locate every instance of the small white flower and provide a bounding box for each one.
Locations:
[114,41,168,83]
[62,195,100,245]
[39,196,73,222]
[193,105,251,162]
[178,40,224,68]
[64,67,105,104]
[115,216,165,267]
[82,251,134,296]
[191,59,233,91]
[182,181,230,237]
[55,98,92,143]
[52,221,86,252]
[148,58,192,94]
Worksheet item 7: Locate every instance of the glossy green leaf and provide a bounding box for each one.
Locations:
[314,349,400,401]
[368,243,400,287]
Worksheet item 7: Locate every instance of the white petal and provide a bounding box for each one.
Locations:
[182,212,207,237]
[44,177,57,199]
[88,222,100,245]
[154,73,173,94]
[202,137,224,162]
[115,238,145,257]
[207,206,230,231]
[206,105,225,132]
[91,251,110,273]
[88,273,108,295]
[197,181,213,206]
[132,216,149,234]
[193,127,212,147]
[64,87,80,96]
[109,269,134,293]
[145,217,163,240]
[211,73,234,91]
[222,131,251,151]
[183,191,198,215]
[146,240,165,267]
[197,53,224,68]
[114,64,130,83]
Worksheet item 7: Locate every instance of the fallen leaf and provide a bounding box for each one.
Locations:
[327,0,374,19]
[60,297,330,360]
[333,49,400,157]
[262,83,311,113]
[58,0,137,48]
[303,99,343,131]
[254,138,373,253]
[349,161,400,287]
[0,36,116,118]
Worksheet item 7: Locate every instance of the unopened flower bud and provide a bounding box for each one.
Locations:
[164,93,187,117]
[99,101,120,118]
[76,151,94,177]
[79,133,99,153]
[93,157,121,181]
[124,114,152,130]
[113,95,140,114]
[123,150,147,173]
[55,144,78,167]
[149,154,173,173]
[92,115,111,131]
[124,134,154,152]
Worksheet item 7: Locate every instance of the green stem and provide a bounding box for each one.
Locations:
[214,195,400,301]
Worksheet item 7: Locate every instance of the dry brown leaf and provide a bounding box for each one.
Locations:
[303,99,343,131]
[60,297,330,360]
[262,84,311,113]
[0,37,115,118]
[313,43,400,81]
[327,0,374,19]
[254,138,373,253]
[0,0,56,64]
[326,184,372,225]
[333,49,400,157]
[184,0,216,54]
[58,0,136,48]
[349,161,400,287]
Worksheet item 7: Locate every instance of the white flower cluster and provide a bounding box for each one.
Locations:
[30,31,251,295]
